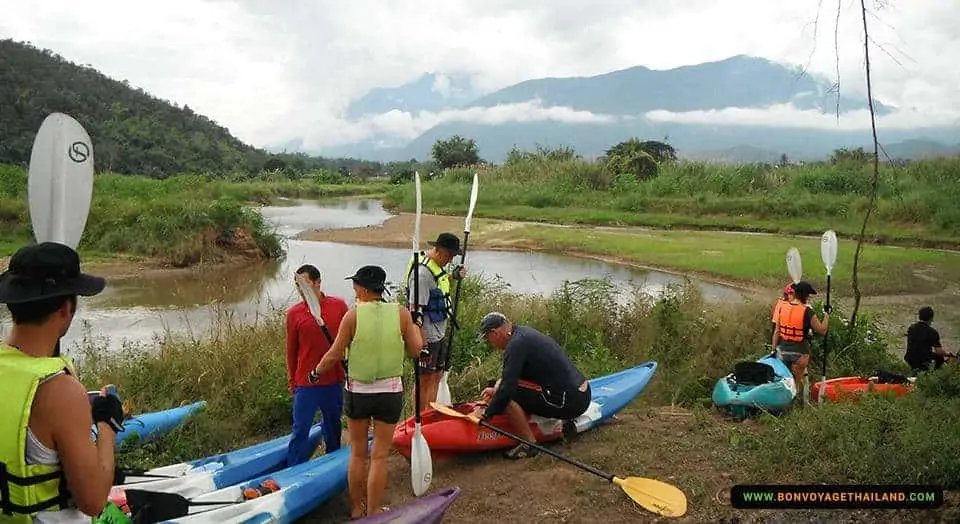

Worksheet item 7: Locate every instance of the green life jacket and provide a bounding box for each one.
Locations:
[402,253,453,323]
[347,302,405,383]
[0,345,74,522]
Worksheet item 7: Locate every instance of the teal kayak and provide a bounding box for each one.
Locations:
[90,401,207,449]
[712,354,797,417]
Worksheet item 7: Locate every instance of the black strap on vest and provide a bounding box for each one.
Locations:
[0,461,69,516]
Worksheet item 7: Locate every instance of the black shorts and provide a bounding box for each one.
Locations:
[515,382,591,420]
[343,390,403,424]
[417,339,448,373]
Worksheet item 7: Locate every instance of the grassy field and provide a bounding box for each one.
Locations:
[382,155,960,249]
[73,276,960,522]
[0,164,387,265]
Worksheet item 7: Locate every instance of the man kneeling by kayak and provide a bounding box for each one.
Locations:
[471,312,591,460]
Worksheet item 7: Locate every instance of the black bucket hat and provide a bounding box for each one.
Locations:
[428,233,463,255]
[345,265,388,293]
[0,242,106,304]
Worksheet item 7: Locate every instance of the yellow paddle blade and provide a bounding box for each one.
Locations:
[613,476,688,518]
[430,402,480,423]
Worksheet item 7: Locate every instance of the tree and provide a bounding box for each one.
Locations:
[635,140,677,164]
[431,135,481,170]
[603,138,661,181]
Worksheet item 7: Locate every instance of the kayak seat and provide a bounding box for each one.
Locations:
[732,362,775,386]
[875,370,910,384]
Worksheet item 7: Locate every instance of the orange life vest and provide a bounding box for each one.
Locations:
[771,299,787,323]
[776,302,808,342]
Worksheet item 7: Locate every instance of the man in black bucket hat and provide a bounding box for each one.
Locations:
[0,242,126,521]
[402,232,468,414]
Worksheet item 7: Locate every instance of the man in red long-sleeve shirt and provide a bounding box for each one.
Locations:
[285,264,348,466]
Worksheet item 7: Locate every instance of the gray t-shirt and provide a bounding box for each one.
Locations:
[406,258,447,343]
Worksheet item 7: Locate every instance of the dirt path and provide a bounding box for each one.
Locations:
[303,405,958,523]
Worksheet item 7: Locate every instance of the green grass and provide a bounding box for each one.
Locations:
[382,155,960,249]
[491,224,960,295]
[0,165,387,264]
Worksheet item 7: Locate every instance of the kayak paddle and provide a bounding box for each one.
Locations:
[429,402,688,518]
[785,247,802,285]
[410,171,433,497]
[122,488,238,522]
[27,112,95,359]
[818,230,838,404]
[438,172,480,407]
[296,273,348,378]
[784,247,809,404]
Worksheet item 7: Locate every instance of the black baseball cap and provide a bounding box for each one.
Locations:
[477,311,508,340]
[793,281,817,296]
[428,233,463,255]
[0,242,106,304]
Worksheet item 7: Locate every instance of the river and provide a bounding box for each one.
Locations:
[1,199,743,353]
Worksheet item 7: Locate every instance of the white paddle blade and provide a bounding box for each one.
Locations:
[785,247,802,283]
[28,113,94,248]
[820,230,838,275]
[411,425,433,496]
[464,173,479,233]
[294,273,324,324]
[413,172,422,251]
[436,371,452,406]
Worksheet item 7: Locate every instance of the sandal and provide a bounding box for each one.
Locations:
[503,443,539,460]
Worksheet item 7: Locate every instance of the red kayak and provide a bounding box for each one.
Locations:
[812,376,915,403]
[393,362,658,460]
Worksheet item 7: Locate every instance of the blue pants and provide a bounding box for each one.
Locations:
[286,383,343,466]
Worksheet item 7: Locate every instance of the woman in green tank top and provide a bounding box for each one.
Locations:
[313,265,423,519]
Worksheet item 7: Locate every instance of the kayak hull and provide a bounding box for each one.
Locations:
[157,439,361,523]
[393,362,658,459]
[712,355,796,417]
[353,487,461,524]
[812,376,914,403]
[118,424,325,496]
[92,401,207,449]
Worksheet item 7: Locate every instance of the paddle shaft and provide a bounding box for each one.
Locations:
[475,416,614,483]
[413,249,422,423]
[822,274,831,379]
[442,230,471,367]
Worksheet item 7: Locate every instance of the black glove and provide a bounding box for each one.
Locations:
[92,395,125,434]
[824,304,832,314]
[451,264,464,280]
[411,310,424,327]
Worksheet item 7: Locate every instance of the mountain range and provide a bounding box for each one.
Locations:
[306,55,960,163]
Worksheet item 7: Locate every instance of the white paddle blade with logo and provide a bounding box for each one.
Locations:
[295,274,323,325]
[464,173,479,233]
[785,247,802,284]
[411,171,432,496]
[28,113,94,248]
[820,230,838,276]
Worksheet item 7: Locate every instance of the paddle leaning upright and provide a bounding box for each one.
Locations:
[816,230,838,404]
[0,112,127,522]
[784,247,807,404]
[436,173,479,406]
[409,172,433,496]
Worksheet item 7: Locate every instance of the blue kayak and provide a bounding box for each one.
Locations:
[91,401,207,449]
[118,423,325,496]
[712,354,797,417]
[157,439,364,523]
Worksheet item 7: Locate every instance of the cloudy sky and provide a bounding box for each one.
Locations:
[2,0,957,151]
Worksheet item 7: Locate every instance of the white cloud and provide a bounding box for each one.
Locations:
[1,0,958,150]
[297,100,619,149]
[645,104,960,131]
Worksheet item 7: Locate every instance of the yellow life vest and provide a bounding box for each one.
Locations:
[402,253,453,322]
[0,344,75,522]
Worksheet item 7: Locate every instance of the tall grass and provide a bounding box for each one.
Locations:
[385,156,960,246]
[72,273,960,489]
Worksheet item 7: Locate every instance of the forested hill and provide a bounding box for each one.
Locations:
[0,39,377,178]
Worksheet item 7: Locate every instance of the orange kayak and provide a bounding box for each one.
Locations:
[812,376,915,403]
[393,362,658,460]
